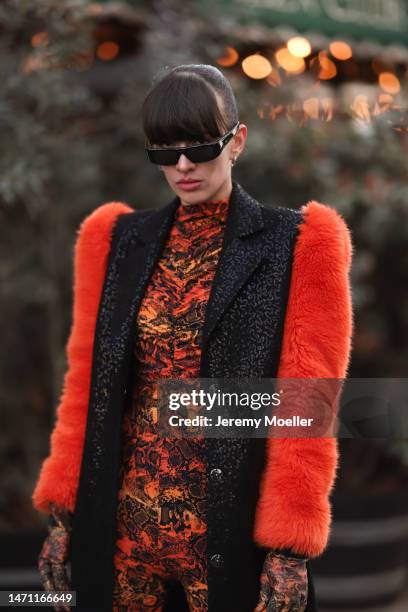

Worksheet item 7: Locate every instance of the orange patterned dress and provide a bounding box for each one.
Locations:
[112,194,230,611]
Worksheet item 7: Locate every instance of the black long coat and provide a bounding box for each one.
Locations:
[70,180,318,611]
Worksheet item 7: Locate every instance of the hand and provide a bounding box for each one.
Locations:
[38,502,73,612]
[254,551,308,612]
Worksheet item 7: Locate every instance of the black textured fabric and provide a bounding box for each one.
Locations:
[70,181,317,611]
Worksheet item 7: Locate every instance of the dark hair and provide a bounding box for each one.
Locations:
[142,64,239,146]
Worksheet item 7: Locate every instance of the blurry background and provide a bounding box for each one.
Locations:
[1,0,408,609]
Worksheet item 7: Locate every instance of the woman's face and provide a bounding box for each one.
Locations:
[158,123,247,205]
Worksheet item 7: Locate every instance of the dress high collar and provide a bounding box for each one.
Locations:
[175,195,230,224]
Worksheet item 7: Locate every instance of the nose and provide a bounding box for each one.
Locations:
[176,153,195,170]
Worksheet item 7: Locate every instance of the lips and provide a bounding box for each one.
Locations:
[177,179,202,191]
[177,179,201,184]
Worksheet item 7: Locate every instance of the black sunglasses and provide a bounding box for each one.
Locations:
[145,121,240,166]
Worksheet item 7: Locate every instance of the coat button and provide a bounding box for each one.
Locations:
[210,553,224,568]
[210,468,223,480]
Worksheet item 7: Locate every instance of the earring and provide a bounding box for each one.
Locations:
[231,156,237,166]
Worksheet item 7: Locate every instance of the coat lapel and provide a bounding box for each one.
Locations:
[109,197,179,339]
[110,180,266,354]
[199,181,265,353]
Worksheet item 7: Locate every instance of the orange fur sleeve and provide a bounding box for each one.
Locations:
[31,202,133,514]
[253,201,354,558]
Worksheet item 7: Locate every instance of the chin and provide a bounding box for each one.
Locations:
[175,187,207,201]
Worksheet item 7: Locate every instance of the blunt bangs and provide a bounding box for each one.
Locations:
[143,69,234,147]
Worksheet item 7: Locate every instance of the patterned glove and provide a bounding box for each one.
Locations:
[254,550,308,612]
[38,502,73,612]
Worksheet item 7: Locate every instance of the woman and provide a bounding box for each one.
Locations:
[32,64,353,612]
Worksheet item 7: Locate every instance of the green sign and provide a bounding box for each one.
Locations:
[219,0,408,45]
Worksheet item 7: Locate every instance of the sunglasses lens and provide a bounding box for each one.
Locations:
[147,149,180,165]
[188,144,220,163]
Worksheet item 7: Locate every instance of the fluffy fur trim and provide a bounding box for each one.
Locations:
[32,202,133,514]
[253,200,354,558]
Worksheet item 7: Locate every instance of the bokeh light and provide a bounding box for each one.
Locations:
[242,54,272,79]
[216,47,239,67]
[378,72,400,94]
[96,41,119,61]
[275,47,305,74]
[329,41,352,60]
[318,52,337,80]
[31,32,49,48]
[287,36,311,58]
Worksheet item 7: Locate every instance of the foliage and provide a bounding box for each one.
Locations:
[0,0,102,528]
